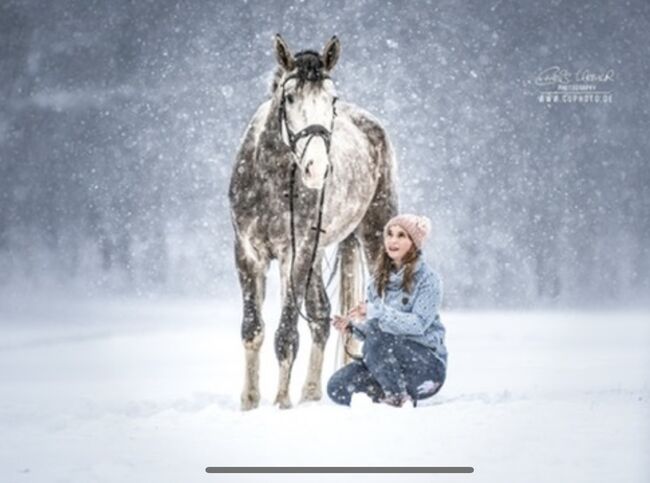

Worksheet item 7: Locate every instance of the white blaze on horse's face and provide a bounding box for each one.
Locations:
[281,77,337,190]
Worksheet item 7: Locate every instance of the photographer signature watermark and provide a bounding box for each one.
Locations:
[534,66,614,104]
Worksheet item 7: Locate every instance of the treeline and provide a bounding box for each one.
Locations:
[0,0,648,306]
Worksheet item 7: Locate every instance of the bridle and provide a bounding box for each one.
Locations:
[278,73,338,162]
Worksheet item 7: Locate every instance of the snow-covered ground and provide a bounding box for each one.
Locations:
[1,295,648,483]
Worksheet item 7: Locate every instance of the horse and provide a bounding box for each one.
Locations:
[229,34,398,410]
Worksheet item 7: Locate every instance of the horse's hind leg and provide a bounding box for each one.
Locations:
[235,239,268,411]
[338,234,364,364]
[301,260,331,402]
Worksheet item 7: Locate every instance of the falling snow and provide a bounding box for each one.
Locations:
[1,1,649,480]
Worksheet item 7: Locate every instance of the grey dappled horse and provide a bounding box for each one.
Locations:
[229,35,398,410]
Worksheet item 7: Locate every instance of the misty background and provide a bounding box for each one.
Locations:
[1,0,648,308]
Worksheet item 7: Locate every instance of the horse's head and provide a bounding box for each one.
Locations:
[273,34,340,190]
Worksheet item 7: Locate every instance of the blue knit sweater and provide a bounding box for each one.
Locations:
[351,258,448,366]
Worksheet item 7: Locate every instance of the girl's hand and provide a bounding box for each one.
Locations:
[347,302,367,321]
[331,315,350,333]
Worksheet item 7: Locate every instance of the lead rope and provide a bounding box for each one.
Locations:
[282,80,336,324]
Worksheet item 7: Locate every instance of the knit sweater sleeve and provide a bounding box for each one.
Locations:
[376,274,442,336]
[350,318,378,341]
[349,281,383,340]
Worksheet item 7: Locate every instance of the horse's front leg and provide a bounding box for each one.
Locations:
[274,255,313,409]
[235,239,268,411]
[301,258,331,402]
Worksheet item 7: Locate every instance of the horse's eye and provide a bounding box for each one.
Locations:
[286,94,294,104]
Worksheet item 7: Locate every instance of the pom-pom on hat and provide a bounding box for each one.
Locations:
[383,214,432,249]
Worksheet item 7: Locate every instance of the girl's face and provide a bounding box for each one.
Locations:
[384,224,414,265]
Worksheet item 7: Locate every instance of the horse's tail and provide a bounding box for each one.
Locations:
[334,233,365,368]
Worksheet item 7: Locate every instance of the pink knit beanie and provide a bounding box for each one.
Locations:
[383,214,432,249]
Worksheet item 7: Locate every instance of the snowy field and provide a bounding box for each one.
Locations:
[1,295,649,483]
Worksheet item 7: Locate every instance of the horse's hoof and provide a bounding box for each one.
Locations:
[300,383,322,402]
[241,391,260,411]
[274,394,293,409]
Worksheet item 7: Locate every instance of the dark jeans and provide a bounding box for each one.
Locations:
[327,327,446,406]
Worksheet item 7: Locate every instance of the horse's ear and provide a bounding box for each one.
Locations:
[321,35,341,72]
[274,34,295,71]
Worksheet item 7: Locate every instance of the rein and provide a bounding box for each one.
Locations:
[278,72,360,361]
[279,74,339,321]
[288,164,361,363]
